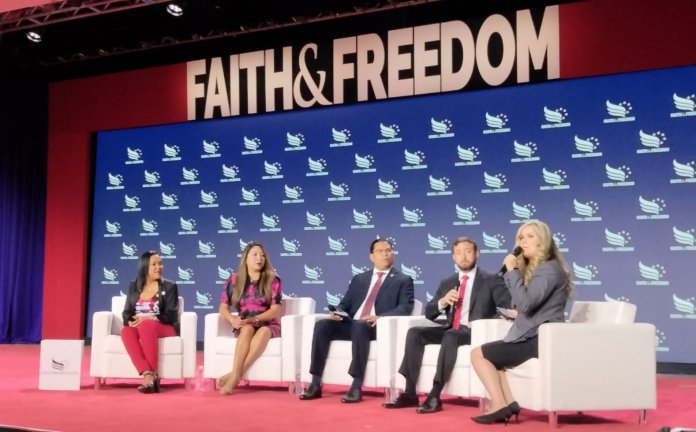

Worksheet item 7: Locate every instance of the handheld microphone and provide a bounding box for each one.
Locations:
[496,246,523,277]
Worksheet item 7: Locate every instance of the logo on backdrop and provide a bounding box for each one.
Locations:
[285,132,306,151]
[125,147,143,164]
[636,196,669,220]
[328,181,351,201]
[553,232,569,252]
[602,163,634,187]
[101,267,119,285]
[104,220,122,237]
[510,201,536,224]
[304,211,326,231]
[140,218,159,236]
[220,164,241,182]
[602,228,634,252]
[403,149,427,170]
[377,123,402,143]
[655,328,670,352]
[376,178,399,199]
[326,236,349,256]
[120,242,138,260]
[176,266,195,284]
[425,233,449,255]
[483,112,510,134]
[603,100,635,123]
[262,160,284,180]
[400,263,423,285]
[302,264,324,284]
[353,153,376,173]
[351,209,374,229]
[199,190,219,208]
[671,226,696,251]
[670,93,696,118]
[669,294,696,319]
[242,136,263,155]
[571,199,601,222]
[280,238,302,257]
[481,172,509,193]
[197,240,216,258]
[637,130,669,153]
[218,215,238,234]
[540,106,570,128]
[511,140,539,162]
[454,204,480,226]
[671,159,696,183]
[326,291,343,310]
[572,135,602,158]
[217,266,233,284]
[330,128,353,148]
[181,167,200,185]
[572,262,601,285]
[455,145,481,166]
[194,290,214,310]
[178,217,198,235]
[143,170,161,187]
[162,143,181,161]
[123,194,141,212]
[428,117,454,139]
[159,241,176,259]
[540,167,569,190]
[306,157,328,176]
[636,261,669,286]
[239,187,260,206]
[401,207,425,228]
[201,139,221,158]
[427,175,452,196]
[480,232,506,254]
[260,213,281,232]
[106,173,124,190]
[283,184,304,204]
[160,192,179,210]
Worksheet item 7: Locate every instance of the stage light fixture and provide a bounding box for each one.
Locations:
[26,31,42,43]
[166,3,183,17]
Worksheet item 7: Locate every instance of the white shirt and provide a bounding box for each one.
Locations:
[354,268,391,318]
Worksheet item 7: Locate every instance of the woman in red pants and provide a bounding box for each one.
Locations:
[121,250,179,393]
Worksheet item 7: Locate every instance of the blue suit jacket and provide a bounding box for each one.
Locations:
[337,268,414,318]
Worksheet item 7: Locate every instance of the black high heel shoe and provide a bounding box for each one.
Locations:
[471,405,512,425]
[137,372,160,394]
[507,401,520,422]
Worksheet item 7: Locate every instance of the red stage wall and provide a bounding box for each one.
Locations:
[43,0,696,338]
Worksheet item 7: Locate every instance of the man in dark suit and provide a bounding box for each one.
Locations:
[383,237,510,413]
[299,238,414,403]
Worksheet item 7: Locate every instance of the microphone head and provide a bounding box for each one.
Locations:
[512,246,523,256]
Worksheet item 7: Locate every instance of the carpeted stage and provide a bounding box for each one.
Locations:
[1,344,694,432]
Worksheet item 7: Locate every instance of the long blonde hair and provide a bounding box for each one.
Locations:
[515,220,574,299]
[229,242,276,308]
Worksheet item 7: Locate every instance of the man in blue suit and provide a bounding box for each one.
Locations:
[299,238,414,403]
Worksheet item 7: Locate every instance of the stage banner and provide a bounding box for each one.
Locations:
[39,339,84,391]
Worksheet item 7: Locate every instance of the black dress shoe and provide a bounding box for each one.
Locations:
[383,393,419,409]
[416,396,443,414]
[299,385,322,400]
[340,388,362,403]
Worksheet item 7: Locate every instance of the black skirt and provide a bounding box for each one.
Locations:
[480,336,539,370]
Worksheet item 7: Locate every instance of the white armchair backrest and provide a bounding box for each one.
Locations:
[568,301,636,324]
[110,295,185,317]
[412,299,423,316]
[280,297,316,316]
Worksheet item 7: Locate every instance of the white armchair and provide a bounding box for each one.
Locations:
[90,295,197,388]
[472,301,656,427]
[203,297,316,393]
[300,300,423,394]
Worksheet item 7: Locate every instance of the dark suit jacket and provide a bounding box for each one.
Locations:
[337,268,414,318]
[122,278,180,334]
[424,267,510,326]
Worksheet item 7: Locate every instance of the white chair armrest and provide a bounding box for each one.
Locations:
[393,316,439,378]
[470,318,512,348]
[281,314,306,382]
[375,316,402,387]
[300,314,331,383]
[538,322,656,410]
[90,311,115,377]
[179,311,197,378]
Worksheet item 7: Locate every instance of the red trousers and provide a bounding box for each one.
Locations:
[121,320,176,375]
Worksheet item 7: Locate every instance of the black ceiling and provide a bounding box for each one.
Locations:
[0,0,583,81]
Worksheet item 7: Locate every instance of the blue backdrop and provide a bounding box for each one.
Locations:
[87,65,696,363]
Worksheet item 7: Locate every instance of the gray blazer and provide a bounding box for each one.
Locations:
[502,260,568,342]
